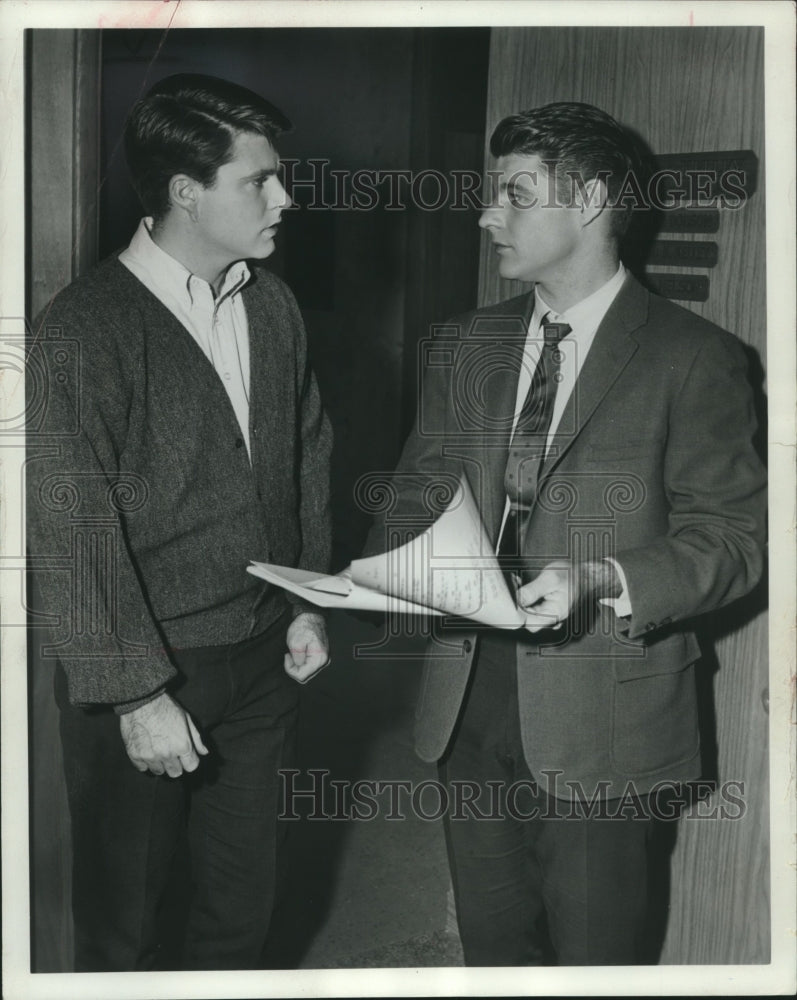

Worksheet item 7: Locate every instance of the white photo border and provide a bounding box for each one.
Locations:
[1,2,794,998]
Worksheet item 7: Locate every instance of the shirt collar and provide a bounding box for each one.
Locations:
[124,218,251,307]
[532,264,627,339]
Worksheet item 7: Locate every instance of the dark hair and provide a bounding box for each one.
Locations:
[124,73,292,221]
[489,102,646,239]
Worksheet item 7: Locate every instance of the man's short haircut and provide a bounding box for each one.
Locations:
[489,102,647,239]
[125,73,292,221]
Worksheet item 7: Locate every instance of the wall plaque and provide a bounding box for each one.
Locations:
[658,208,720,233]
[645,273,709,302]
[654,149,757,200]
[648,240,718,268]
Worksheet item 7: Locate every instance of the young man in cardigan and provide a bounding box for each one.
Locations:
[27,74,332,971]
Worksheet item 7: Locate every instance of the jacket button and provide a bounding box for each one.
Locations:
[463,639,472,653]
[235,437,244,448]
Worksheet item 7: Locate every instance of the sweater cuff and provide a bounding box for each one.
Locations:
[288,596,325,620]
[113,686,167,716]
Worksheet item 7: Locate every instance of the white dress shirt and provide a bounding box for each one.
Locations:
[120,218,253,458]
[505,264,632,616]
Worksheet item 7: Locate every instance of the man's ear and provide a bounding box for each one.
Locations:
[167,174,201,221]
[577,176,609,227]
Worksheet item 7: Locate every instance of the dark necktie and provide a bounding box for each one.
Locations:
[498,314,571,561]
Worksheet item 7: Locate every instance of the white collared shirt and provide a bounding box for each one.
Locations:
[505,264,632,615]
[120,218,253,458]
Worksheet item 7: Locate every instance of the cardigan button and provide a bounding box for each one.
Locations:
[463,639,473,653]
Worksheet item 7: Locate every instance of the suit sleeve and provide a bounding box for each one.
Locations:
[26,303,177,707]
[617,330,766,640]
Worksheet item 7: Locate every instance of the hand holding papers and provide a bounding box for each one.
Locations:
[248,475,525,629]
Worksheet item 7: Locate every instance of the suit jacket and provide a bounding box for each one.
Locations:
[26,256,332,707]
[366,273,765,798]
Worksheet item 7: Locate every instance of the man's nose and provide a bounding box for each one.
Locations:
[479,205,500,230]
[269,178,292,210]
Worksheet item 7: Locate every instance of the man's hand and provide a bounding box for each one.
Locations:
[119,692,209,777]
[518,561,573,632]
[284,611,330,684]
[518,560,621,633]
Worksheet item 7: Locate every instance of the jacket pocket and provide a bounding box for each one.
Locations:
[580,439,666,470]
[612,629,700,682]
[610,659,700,776]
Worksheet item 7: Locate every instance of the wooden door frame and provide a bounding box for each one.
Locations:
[26,27,102,972]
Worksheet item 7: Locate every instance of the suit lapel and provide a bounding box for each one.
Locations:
[541,274,649,480]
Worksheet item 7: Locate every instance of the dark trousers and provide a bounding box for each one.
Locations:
[55,614,299,971]
[441,630,651,966]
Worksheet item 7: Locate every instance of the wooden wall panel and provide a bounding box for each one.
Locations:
[479,27,768,965]
[28,29,101,972]
[28,31,100,321]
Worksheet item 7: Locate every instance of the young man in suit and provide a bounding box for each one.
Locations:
[365,102,766,965]
[27,74,332,970]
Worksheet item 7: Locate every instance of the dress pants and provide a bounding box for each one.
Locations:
[441,629,652,966]
[55,612,299,971]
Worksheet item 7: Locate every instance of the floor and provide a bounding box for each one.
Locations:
[263,610,465,969]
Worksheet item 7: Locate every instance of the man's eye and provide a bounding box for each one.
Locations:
[508,187,534,208]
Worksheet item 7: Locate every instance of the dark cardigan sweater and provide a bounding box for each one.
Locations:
[27,256,332,706]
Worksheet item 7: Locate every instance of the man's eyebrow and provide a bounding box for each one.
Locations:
[242,166,279,181]
[506,175,535,190]
[500,179,533,197]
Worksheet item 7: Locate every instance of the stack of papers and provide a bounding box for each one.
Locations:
[248,475,524,630]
